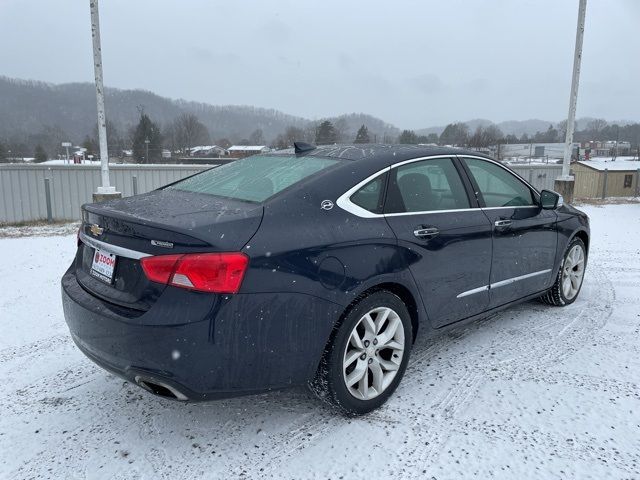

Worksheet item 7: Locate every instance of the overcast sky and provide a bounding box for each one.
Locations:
[0,0,638,129]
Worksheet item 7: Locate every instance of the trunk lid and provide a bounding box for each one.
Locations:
[76,189,263,311]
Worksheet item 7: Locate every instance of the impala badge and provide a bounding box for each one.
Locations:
[151,240,174,249]
[89,224,104,236]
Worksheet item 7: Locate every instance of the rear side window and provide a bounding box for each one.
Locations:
[350,174,387,214]
[385,157,470,213]
[167,155,339,202]
[463,158,534,207]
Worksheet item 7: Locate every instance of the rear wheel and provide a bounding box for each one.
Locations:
[540,237,587,306]
[310,291,412,415]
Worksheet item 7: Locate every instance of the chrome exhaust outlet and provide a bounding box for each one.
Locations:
[134,375,189,401]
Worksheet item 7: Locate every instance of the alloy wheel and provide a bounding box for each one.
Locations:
[562,244,585,300]
[342,307,405,400]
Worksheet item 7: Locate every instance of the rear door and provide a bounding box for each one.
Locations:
[459,156,557,308]
[383,156,493,327]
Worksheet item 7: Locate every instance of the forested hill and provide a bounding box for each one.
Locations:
[0,76,398,152]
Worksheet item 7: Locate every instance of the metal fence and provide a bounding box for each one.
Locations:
[509,164,563,192]
[0,164,210,223]
[0,163,565,224]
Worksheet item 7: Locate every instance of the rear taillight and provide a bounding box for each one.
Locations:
[140,252,249,294]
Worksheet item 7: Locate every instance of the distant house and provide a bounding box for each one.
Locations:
[580,141,631,158]
[573,157,639,198]
[227,145,270,159]
[189,145,227,158]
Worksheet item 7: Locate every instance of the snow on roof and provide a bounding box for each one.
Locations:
[190,145,221,152]
[227,145,268,151]
[578,156,640,172]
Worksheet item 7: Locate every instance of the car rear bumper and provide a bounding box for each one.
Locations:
[61,266,341,401]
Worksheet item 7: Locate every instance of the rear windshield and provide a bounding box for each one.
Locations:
[166,155,339,202]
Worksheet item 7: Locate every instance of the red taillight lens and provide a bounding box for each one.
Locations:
[140,253,249,294]
[140,254,182,285]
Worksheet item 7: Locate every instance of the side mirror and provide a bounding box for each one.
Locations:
[540,189,563,209]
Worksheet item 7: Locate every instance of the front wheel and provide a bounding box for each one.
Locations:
[540,237,587,306]
[310,291,412,415]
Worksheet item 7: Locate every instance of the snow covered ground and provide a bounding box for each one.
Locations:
[1,204,639,479]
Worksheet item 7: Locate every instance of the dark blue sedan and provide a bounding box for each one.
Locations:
[62,144,589,415]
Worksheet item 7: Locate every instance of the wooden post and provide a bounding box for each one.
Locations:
[601,168,608,200]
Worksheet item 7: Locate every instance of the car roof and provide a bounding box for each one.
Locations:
[268,144,494,168]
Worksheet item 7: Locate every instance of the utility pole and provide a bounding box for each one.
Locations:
[556,0,587,203]
[90,0,120,201]
[144,138,150,164]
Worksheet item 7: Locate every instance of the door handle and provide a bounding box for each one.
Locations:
[494,219,512,228]
[413,227,439,239]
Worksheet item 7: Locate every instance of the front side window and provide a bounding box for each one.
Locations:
[167,155,339,202]
[385,157,470,213]
[624,174,632,188]
[463,158,534,207]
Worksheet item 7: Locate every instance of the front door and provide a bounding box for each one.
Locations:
[460,157,558,308]
[383,156,493,327]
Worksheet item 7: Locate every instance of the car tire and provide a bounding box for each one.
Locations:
[310,290,412,415]
[540,237,587,306]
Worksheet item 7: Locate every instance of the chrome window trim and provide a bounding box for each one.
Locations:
[385,207,478,217]
[79,231,151,260]
[456,268,552,298]
[336,154,541,219]
[335,166,391,219]
[481,205,540,211]
[336,155,468,219]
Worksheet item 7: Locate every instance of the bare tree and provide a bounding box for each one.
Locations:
[272,126,306,149]
[168,114,211,153]
[248,129,265,145]
[586,118,608,136]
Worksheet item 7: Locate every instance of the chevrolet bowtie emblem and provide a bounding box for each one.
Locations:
[90,224,104,236]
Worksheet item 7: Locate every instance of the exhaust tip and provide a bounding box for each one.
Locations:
[134,376,188,401]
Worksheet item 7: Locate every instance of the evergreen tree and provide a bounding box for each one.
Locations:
[34,144,47,163]
[0,141,6,162]
[398,130,418,144]
[132,112,163,163]
[315,120,337,145]
[82,135,98,158]
[354,125,371,144]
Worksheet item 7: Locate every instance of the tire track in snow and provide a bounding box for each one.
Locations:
[456,416,640,474]
[0,333,70,365]
[397,267,616,470]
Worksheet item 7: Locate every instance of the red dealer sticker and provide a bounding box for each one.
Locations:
[90,248,117,284]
